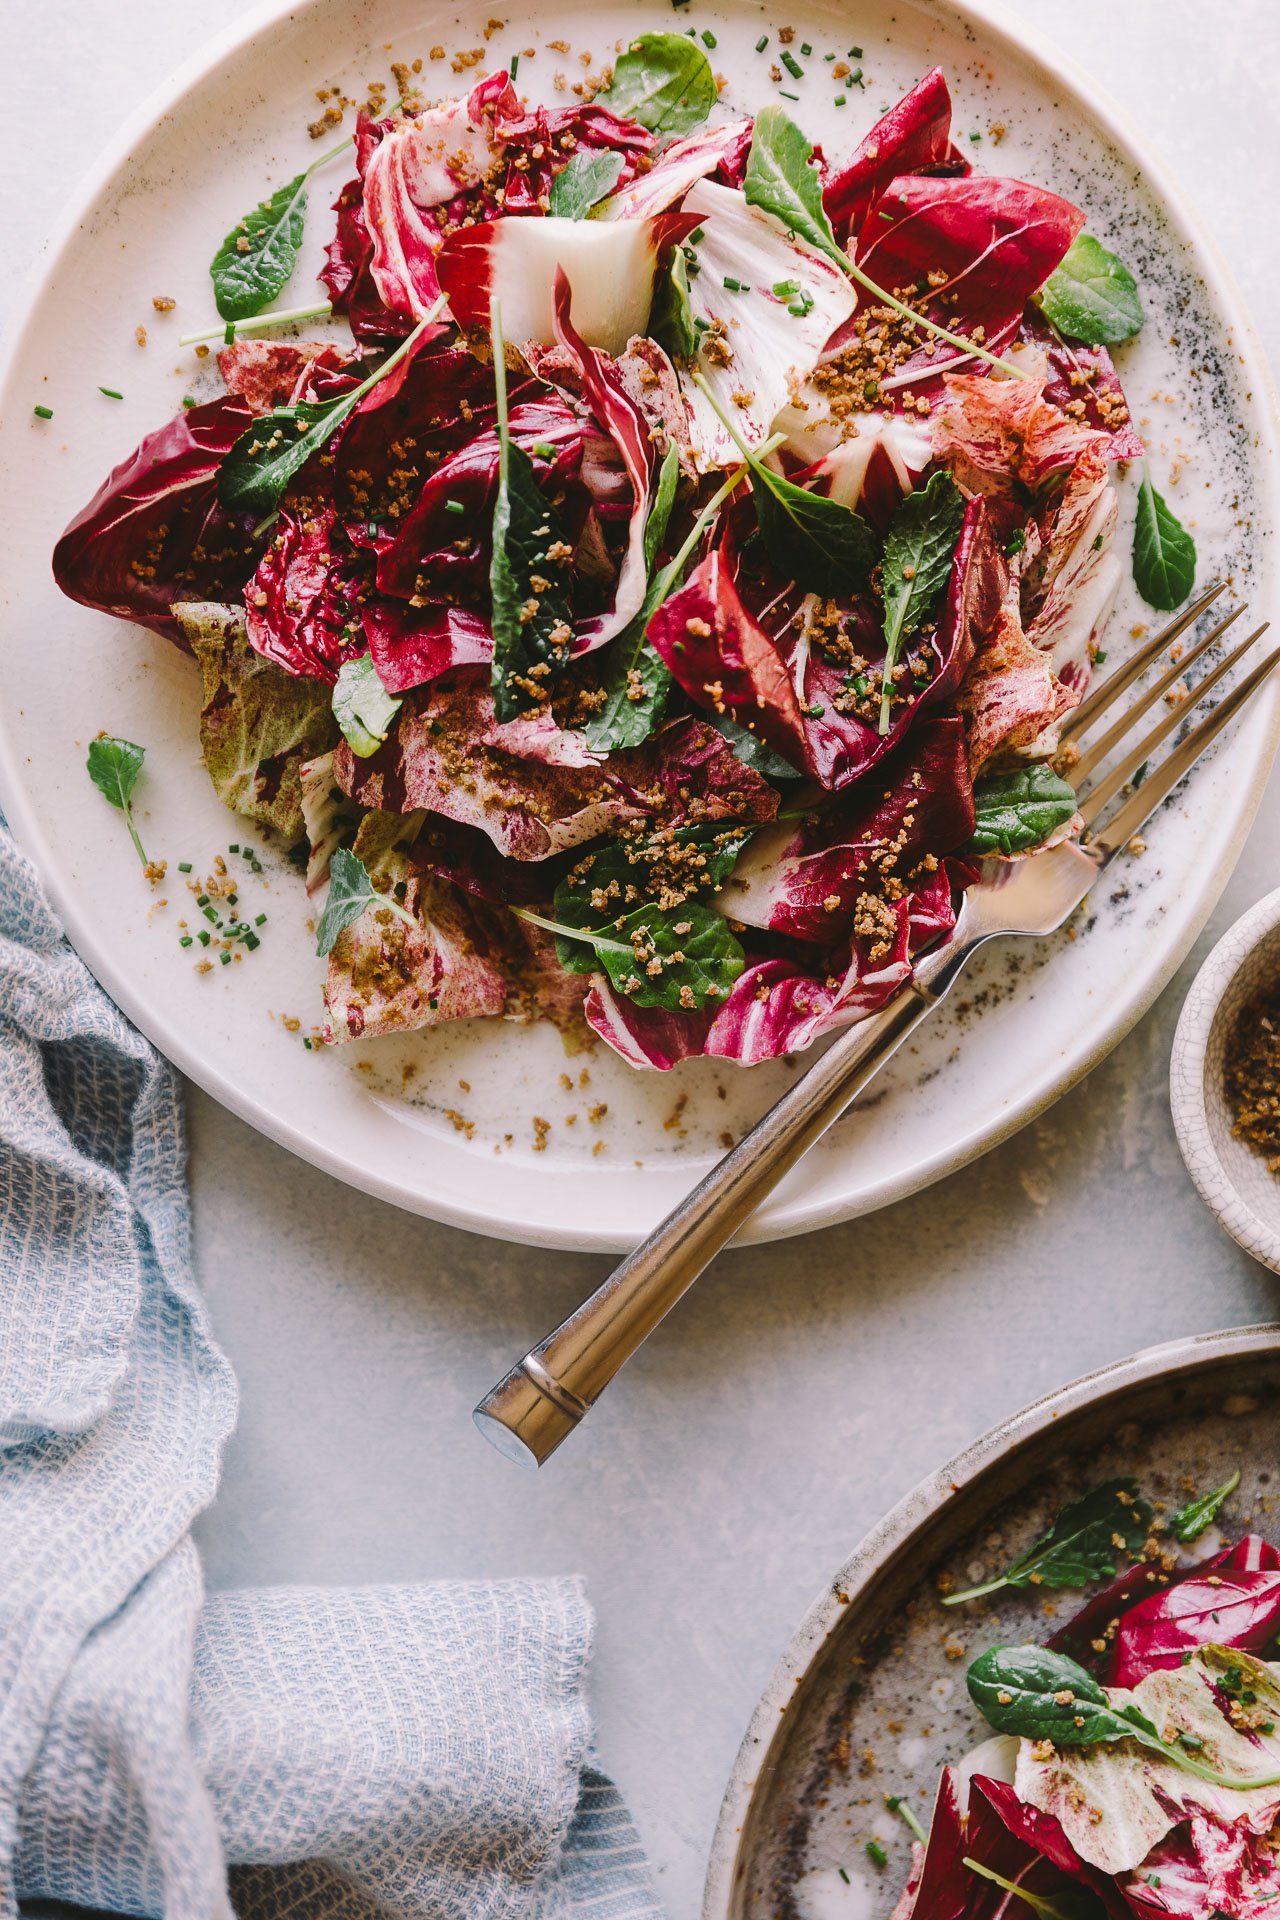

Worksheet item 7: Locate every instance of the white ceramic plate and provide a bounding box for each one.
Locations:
[1,0,1276,1252]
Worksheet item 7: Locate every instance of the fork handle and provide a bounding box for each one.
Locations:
[473,942,969,1467]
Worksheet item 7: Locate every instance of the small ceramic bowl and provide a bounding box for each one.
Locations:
[1171,886,1280,1273]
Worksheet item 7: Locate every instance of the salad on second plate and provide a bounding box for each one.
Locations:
[53,32,1188,1064]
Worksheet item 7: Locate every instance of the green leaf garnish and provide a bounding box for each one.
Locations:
[217,301,442,517]
[1132,462,1196,611]
[1170,1469,1240,1544]
[488,301,576,721]
[709,710,802,779]
[743,106,1026,379]
[943,1478,1150,1607]
[332,652,402,758]
[548,148,627,218]
[86,735,149,867]
[967,1644,1280,1790]
[585,444,681,751]
[694,374,879,598]
[314,845,419,957]
[1038,234,1144,347]
[650,246,700,360]
[597,32,717,138]
[209,133,351,321]
[878,470,966,732]
[967,765,1080,858]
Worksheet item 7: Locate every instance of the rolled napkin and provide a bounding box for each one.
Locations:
[0,822,659,1920]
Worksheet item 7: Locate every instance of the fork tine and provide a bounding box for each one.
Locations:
[1068,602,1249,784]
[1057,581,1228,748]
[1087,644,1280,860]
[1076,621,1270,828]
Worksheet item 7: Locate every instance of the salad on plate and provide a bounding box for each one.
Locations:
[874,1477,1280,1920]
[52,32,1189,1065]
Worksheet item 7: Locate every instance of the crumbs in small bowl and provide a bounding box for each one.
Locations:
[1225,988,1280,1170]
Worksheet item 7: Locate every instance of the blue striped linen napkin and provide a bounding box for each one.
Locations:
[0,820,662,1919]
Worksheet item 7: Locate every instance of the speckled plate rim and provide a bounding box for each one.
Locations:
[703,1320,1280,1918]
[0,0,1278,1252]
[1171,887,1280,1274]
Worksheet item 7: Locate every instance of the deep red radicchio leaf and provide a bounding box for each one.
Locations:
[1049,1535,1280,1687]
[362,601,493,694]
[823,66,970,245]
[722,716,974,945]
[844,175,1083,399]
[375,398,583,604]
[354,71,653,324]
[335,343,513,554]
[964,1779,1130,1920]
[52,396,259,643]
[245,504,368,683]
[649,498,999,794]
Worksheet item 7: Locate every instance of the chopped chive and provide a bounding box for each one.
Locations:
[969,130,981,143]
[866,1841,888,1869]
[849,66,864,85]
[1132,759,1149,788]
[98,386,124,400]
[445,498,465,514]
[799,40,812,54]
[219,950,231,966]
[1095,649,1108,664]
[224,322,235,345]
[723,275,743,291]
[368,520,380,536]
[303,1035,315,1049]
[509,51,519,80]
[849,44,862,56]
[701,29,716,47]
[181,395,197,409]
[833,93,846,106]
[838,1868,851,1886]
[772,278,799,296]
[178,861,192,873]
[229,843,239,854]
[33,404,53,419]
[778,87,799,100]
[531,440,555,457]
[255,913,267,927]
[689,226,705,242]
[228,892,239,907]
[244,931,260,951]
[781,49,804,77]
[824,50,835,60]
[202,905,219,924]
[755,33,768,50]
[179,935,193,948]
[196,892,210,907]
[198,931,211,948]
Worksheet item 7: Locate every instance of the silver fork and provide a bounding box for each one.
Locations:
[474,586,1279,1467]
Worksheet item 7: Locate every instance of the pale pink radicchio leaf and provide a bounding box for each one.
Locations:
[356,71,652,324]
[601,118,754,218]
[216,339,359,414]
[322,816,507,1042]
[1018,444,1122,703]
[1021,311,1144,461]
[1121,1810,1280,1920]
[673,179,858,469]
[822,67,969,246]
[931,355,1118,498]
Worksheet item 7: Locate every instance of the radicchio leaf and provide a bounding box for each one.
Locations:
[217,338,358,414]
[244,504,367,683]
[322,812,507,1042]
[822,67,968,245]
[175,600,338,843]
[52,397,259,642]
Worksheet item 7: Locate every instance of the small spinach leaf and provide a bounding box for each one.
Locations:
[586,444,681,751]
[548,149,626,219]
[211,170,311,322]
[753,461,880,598]
[1133,463,1196,611]
[520,898,745,1011]
[879,471,965,732]
[1038,234,1144,347]
[332,652,402,757]
[651,245,700,359]
[597,32,717,138]
[968,765,1080,858]
[943,1478,1150,1606]
[315,846,417,957]
[86,735,149,868]
[1170,1469,1240,1544]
